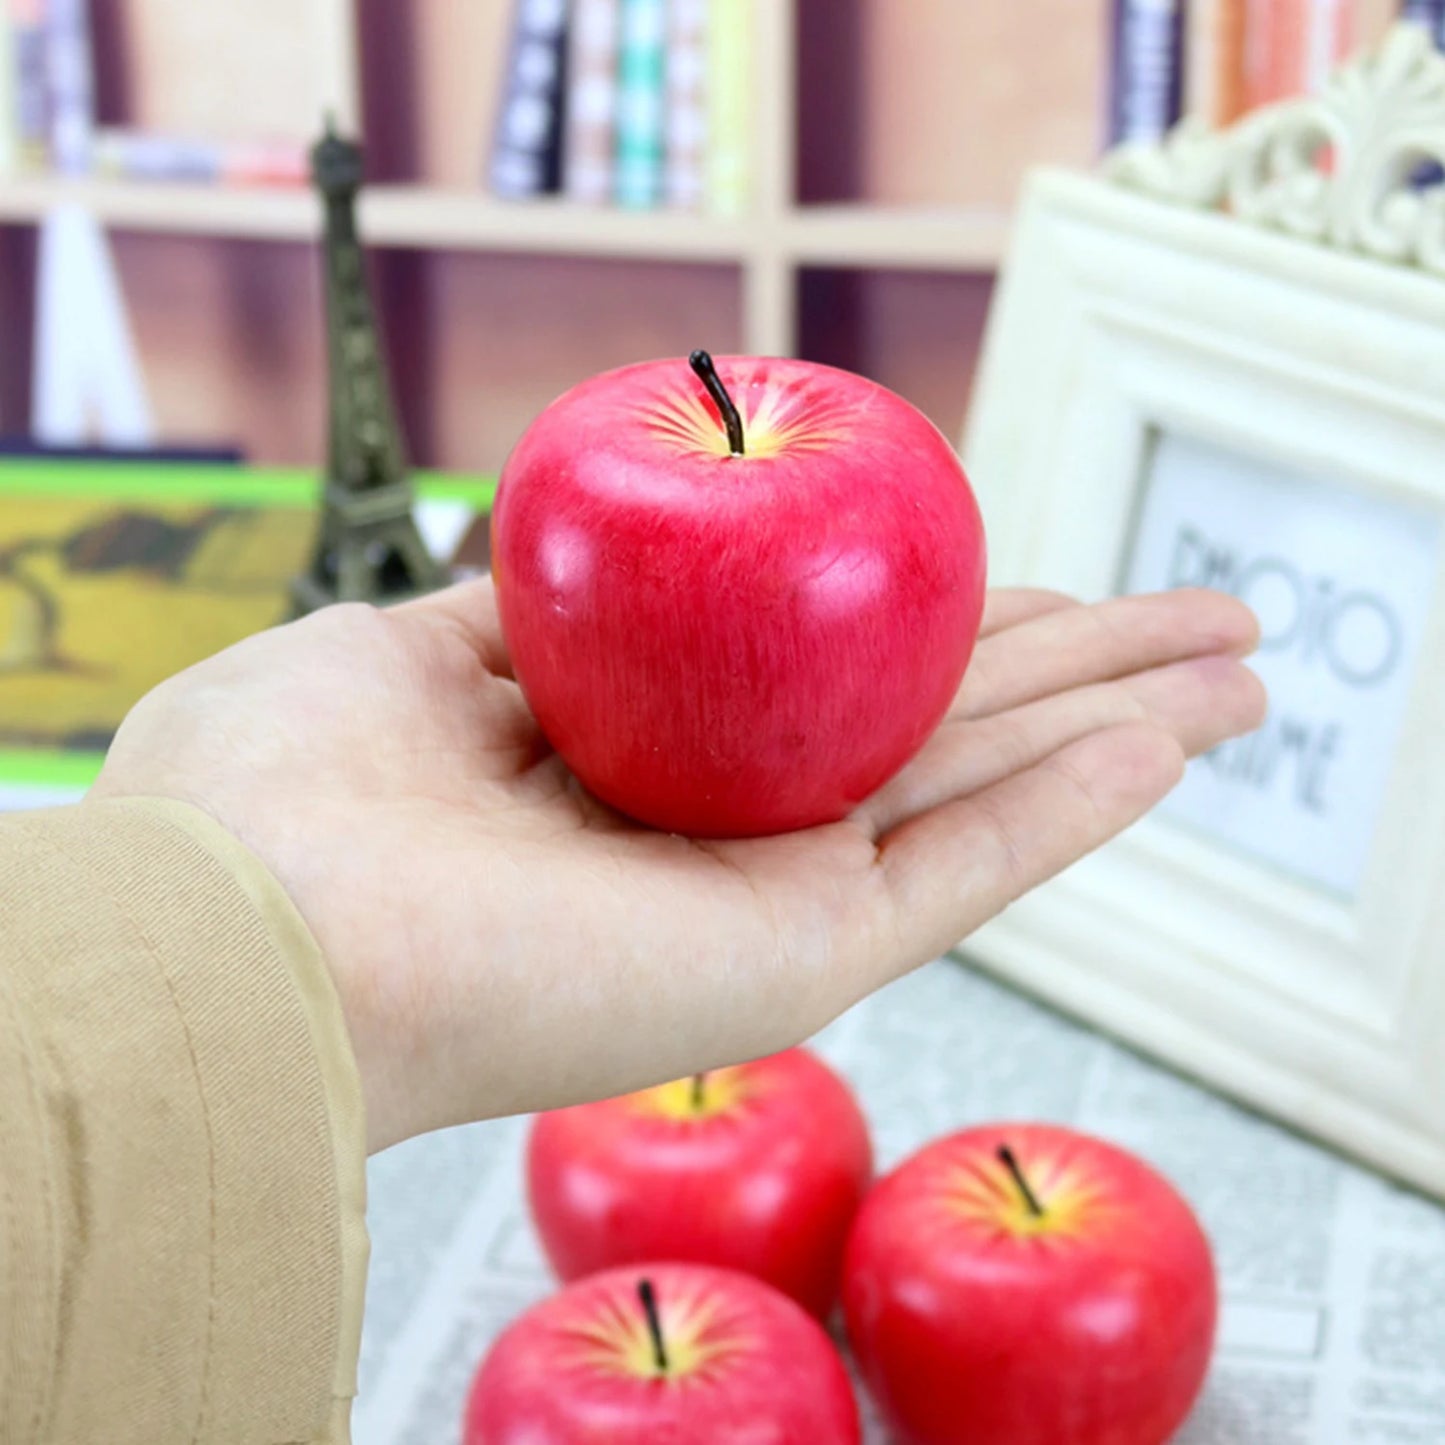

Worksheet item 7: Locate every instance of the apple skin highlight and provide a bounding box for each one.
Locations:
[490,354,987,838]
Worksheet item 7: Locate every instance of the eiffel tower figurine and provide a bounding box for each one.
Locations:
[290,119,448,615]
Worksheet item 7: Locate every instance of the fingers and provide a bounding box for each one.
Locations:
[857,653,1264,838]
[951,588,1259,723]
[875,721,1186,969]
[978,587,1077,638]
[390,576,514,678]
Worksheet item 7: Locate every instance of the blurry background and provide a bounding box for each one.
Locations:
[0,0,1404,475]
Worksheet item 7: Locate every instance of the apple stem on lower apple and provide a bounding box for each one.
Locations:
[691,1072,707,1111]
[637,1278,670,1375]
[688,350,746,457]
[996,1144,1046,1218]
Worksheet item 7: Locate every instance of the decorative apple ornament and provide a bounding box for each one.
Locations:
[527,1048,872,1318]
[463,1262,862,1444]
[843,1123,1217,1445]
[490,350,986,837]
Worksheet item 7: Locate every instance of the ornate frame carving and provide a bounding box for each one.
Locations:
[1106,22,1445,274]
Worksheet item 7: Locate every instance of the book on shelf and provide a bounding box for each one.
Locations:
[664,0,708,209]
[0,2,310,186]
[705,0,748,214]
[0,0,96,175]
[1184,0,1360,132]
[1246,0,1353,107]
[1400,0,1445,183]
[489,0,749,214]
[1108,0,1188,148]
[1401,0,1445,43]
[9,0,48,170]
[615,0,667,207]
[488,0,570,199]
[1188,0,1249,126]
[0,7,13,173]
[90,129,308,186]
[562,0,620,203]
[1299,0,1353,92]
[43,0,91,175]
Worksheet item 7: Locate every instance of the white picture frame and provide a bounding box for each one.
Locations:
[961,24,1445,1199]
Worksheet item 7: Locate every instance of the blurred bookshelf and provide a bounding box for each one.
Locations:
[0,0,1403,474]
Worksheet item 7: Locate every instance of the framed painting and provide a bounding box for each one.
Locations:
[0,459,493,808]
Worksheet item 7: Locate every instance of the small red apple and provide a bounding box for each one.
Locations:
[527,1048,872,1318]
[843,1123,1217,1445]
[490,351,986,837]
[463,1262,862,1444]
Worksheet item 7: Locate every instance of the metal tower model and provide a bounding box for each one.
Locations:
[291,120,447,615]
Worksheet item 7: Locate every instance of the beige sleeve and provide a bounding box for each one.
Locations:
[0,798,368,1445]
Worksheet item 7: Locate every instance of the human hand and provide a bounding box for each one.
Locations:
[90,579,1263,1151]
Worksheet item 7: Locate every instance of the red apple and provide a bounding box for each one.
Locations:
[527,1048,872,1318]
[843,1123,1217,1445]
[490,351,986,837]
[463,1262,862,1444]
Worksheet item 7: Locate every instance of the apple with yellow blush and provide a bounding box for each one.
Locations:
[489,351,987,837]
[843,1123,1217,1445]
[527,1048,872,1318]
[463,1262,861,1443]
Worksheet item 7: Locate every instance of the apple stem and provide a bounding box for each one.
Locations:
[691,1072,706,1111]
[997,1144,1046,1218]
[637,1278,669,1374]
[688,350,746,457]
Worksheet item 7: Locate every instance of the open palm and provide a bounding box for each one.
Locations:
[93,577,1262,1150]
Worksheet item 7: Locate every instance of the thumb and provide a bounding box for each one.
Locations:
[389,576,514,679]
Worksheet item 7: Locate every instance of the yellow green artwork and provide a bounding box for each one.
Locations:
[1,496,307,748]
[0,463,494,787]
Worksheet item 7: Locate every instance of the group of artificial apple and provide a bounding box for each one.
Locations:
[465,356,1216,1441]
[463,1048,1217,1445]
